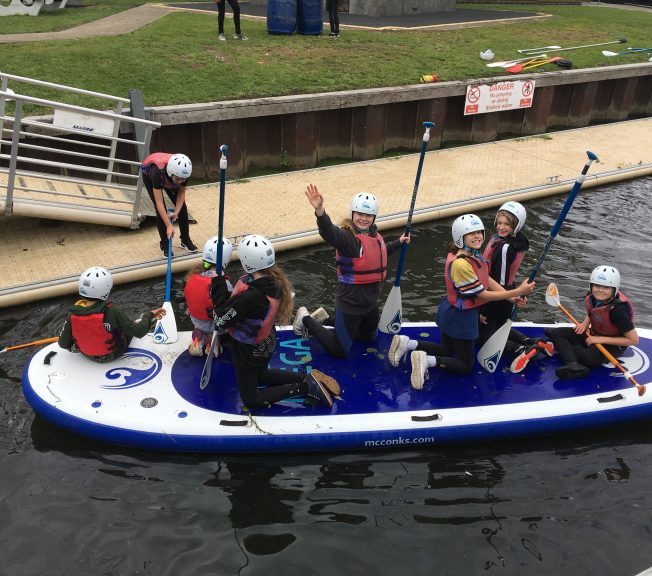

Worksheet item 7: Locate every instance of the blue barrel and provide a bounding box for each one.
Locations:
[267,0,296,35]
[297,0,323,35]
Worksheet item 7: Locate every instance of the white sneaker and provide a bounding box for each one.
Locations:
[410,350,429,390]
[310,307,328,324]
[218,33,226,42]
[188,338,203,357]
[234,33,248,40]
[388,335,409,368]
[293,306,309,336]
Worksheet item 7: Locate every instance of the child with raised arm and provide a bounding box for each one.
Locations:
[211,234,339,409]
[545,265,638,380]
[388,214,535,388]
[294,183,409,358]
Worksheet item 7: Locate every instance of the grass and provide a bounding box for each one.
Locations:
[0,1,650,111]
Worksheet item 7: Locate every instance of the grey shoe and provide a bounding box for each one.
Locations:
[306,373,333,407]
[309,307,328,324]
[218,33,226,42]
[293,306,309,336]
[309,369,341,397]
[410,350,429,390]
[234,33,248,40]
[388,335,409,368]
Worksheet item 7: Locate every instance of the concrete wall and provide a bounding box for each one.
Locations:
[349,0,456,16]
[144,64,652,182]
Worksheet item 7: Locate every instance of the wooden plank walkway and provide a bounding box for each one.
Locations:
[1,118,651,308]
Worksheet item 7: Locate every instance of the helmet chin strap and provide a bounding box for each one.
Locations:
[463,243,482,258]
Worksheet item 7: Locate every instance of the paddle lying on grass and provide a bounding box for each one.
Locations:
[200,144,228,391]
[517,44,562,53]
[152,209,178,344]
[486,55,548,68]
[601,48,652,57]
[507,56,570,74]
[1,337,58,354]
[378,121,435,334]
[477,150,599,373]
[545,283,645,396]
[522,37,627,56]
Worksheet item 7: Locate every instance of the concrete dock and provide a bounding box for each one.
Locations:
[1,117,651,308]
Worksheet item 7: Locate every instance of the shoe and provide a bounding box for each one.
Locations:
[309,369,341,397]
[293,306,309,336]
[188,338,203,357]
[535,339,555,357]
[510,345,539,374]
[305,373,333,407]
[180,238,199,253]
[329,32,339,37]
[388,335,409,368]
[160,241,173,259]
[218,33,226,41]
[233,33,248,40]
[410,351,429,390]
[555,362,590,381]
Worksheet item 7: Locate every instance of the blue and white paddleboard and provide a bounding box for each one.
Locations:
[22,323,652,453]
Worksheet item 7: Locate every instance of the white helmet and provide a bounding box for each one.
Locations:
[351,192,379,217]
[166,153,192,179]
[480,49,494,61]
[496,201,527,234]
[78,266,113,301]
[203,236,233,268]
[590,265,620,293]
[452,214,484,248]
[238,234,275,273]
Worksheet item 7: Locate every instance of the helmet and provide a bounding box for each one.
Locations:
[202,236,233,268]
[78,266,113,300]
[166,153,192,179]
[351,192,379,217]
[480,49,494,61]
[590,265,620,293]
[496,201,527,234]
[238,234,275,273]
[452,214,484,248]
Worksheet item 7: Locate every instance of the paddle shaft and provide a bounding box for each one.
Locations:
[523,37,627,56]
[165,209,174,302]
[392,121,435,286]
[554,302,645,396]
[1,336,58,353]
[510,151,598,322]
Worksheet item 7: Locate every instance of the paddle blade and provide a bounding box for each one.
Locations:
[545,283,561,307]
[152,301,177,344]
[378,285,402,334]
[477,320,512,373]
[199,332,218,390]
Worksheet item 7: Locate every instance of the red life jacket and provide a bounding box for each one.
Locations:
[336,231,387,285]
[445,252,490,310]
[69,304,117,357]
[227,277,280,345]
[184,274,213,321]
[482,234,525,287]
[584,291,634,336]
[141,152,181,191]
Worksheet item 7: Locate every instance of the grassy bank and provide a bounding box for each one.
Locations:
[0,2,650,109]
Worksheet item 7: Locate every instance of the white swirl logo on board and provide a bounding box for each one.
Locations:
[101,348,162,389]
[604,346,649,378]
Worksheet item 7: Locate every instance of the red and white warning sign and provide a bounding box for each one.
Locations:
[464,80,535,115]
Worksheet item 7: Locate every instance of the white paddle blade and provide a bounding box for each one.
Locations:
[152,301,178,344]
[378,286,402,334]
[476,320,512,373]
[545,283,561,307]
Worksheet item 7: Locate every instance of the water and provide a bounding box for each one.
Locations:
[1,177,651,575]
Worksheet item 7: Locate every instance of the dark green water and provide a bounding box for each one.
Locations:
[0,177,651,575]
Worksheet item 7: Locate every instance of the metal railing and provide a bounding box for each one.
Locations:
[0,72,161,228]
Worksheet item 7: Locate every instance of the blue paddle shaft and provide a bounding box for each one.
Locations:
[392,121,435,287]
[509,151,597,320]
[165,208,174,302]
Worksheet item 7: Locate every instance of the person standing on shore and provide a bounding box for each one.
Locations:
[326,0,340,37]
[216,0,248,41]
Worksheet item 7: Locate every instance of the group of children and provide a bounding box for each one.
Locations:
[58,185,638,410]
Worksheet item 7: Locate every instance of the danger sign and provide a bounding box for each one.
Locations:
[464,80,536,115]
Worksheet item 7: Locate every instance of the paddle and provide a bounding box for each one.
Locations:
[477,150,598,373]
[545,283,645,396]
[200,144,228,391]
[602,48,652,57]
[517,44,562,53]
[378,121,435,334]
[152,208,178,344]
[0,337,58,354]
[522,37,627,56]
[507,56,563,74]
[486,55,548,68]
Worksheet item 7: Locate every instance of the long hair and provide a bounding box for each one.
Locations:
[260,264,294,325]
[185,261,213,281]
[341,217,377,236]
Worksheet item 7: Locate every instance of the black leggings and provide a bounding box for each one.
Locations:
[416,334,476,375]
[217,0,242,34]
[545,326,624,368]
[326,0,339,34]
[235,363,306,409]
[303,308,378,358]
[142,178,190,245]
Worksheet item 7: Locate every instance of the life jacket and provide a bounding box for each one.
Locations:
[69,303,120,357]
[184,274,213,321]
[227,277,280,345]
[445,252,490,310]
[482,234,525,287]
[584,291,634,336]
[141,152,179,191]
[336,231,387,284]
